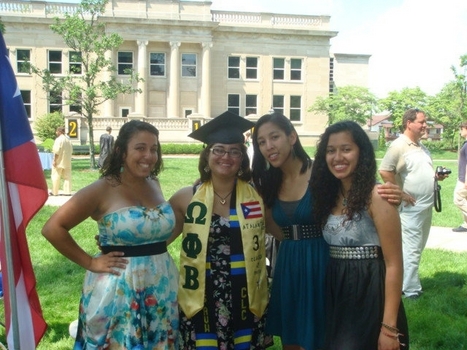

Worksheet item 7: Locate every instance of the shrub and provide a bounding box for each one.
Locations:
[34,112,65,142]
[41,138,55,152]
[161,143,203,155]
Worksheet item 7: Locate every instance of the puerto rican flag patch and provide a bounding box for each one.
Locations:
[241,201,263,219]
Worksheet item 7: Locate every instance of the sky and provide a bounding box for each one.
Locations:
[45,0,467,98]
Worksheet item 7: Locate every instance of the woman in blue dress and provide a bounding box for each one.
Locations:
[42,120,179,349]
[251,113,402,350]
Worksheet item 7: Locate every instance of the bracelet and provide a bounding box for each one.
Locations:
[381,322,399,334]
[380,328,406,348]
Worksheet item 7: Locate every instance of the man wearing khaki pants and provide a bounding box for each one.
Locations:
[453,121,467,232]
[51,126,73,196]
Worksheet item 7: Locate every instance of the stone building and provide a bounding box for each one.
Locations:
[1,0,370,145]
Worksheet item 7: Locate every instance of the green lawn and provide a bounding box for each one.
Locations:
[1,153,466,349]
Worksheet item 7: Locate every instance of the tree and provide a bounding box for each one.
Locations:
[308,85,378,126]
[378,87,428,132]
[0,19,5,34]
[30,0,142,168]
[427,55,467,148]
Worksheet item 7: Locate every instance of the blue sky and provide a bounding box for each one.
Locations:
[44,0,467,97]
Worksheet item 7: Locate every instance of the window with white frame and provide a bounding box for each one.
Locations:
[245,95,257,116]
[273,95,284,115]
[182,53,197,77]
[69,51,82,75]
[290,95,301,121]
[118,52,133,75]
[290,58,302,81]
[150,53,165,76]
[228,56,240,79]
[49,92,63,113]
[273,58,285,80]
[228,94,240,115]
[246,57,258,80]
[48,50,62,74]
[17,49,30,74]
[21,90,31,118]
[70,93,82,114]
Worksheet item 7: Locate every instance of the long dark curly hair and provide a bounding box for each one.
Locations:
[198,143,252,183]
[310,120,376,225]
[100,120,163,182]
[252,113,310,208]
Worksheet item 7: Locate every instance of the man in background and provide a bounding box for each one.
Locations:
[452,121,467,232]
[379,108,447,299]
[51,126,73,196]
[98,126,114,168]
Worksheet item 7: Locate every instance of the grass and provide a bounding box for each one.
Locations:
[1,151,466,349]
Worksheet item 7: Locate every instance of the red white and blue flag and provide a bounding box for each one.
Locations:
[241,201,262,219]
[0,33,48,348]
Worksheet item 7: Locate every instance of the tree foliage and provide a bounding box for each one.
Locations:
[308,85,378,125]
[30,0,142,168]
[377,87,428,132]
[34,111,66,142]
[426,56,467,148]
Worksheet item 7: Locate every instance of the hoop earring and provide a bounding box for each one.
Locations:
[204,166,211,173]
[120,166,124,173]
[265,161,270,171]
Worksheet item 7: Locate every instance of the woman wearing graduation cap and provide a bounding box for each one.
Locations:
[169,111,271,349]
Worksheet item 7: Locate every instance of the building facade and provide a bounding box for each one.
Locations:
[1,0,370,145]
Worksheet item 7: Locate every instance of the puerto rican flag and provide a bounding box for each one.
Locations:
[0,33,48,348]
[241,201,263,219]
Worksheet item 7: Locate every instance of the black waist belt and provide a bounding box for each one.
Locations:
[101,241,167,257]
[329,245,381,260]
[282,224,322,240]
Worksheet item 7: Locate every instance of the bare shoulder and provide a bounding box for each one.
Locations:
[169,186,194,210]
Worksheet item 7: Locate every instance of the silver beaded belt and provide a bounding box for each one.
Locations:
[329,245,381,259]
[282,224,322,240]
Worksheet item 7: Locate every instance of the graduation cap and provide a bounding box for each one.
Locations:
[188,111,255,144]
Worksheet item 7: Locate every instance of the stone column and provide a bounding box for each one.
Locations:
[169,41,181,118]
[136,40,148,116]
[201,42,213,118]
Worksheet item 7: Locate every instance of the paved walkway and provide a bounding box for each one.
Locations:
[45,194,467,253]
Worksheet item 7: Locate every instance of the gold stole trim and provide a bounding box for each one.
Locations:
[178,180,268,319]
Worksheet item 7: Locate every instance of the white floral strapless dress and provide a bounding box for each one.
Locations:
[73,203,179,350]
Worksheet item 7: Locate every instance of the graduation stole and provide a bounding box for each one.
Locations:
[179,180,268,346]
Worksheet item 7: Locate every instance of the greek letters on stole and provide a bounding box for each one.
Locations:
[178,180,268,319]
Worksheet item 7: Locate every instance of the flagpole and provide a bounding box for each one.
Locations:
[0,129,21,349]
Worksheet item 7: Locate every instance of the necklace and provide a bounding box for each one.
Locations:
[340,187,348,207]
[214,190,233,205]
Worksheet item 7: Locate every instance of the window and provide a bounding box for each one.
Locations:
[70,94,82,114]
[49,92,63,114]
[246,57,258,79]
[150,53,165,76]
[121,108,130,117]
[245,95,257,116]
[228,56,240,79]
[273,58,285,80]
[21,90,31,118]
[273,95,284,115]
[69,51,82,75]
[290,58,302,81]
[329,58,335,93]
[182,53,197,77]
[48,50,62,74]
[16,49,30,74]
[228,94,240,115]
[118,52,133,75]
[184,109,193,118]
[290,95,301,121]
